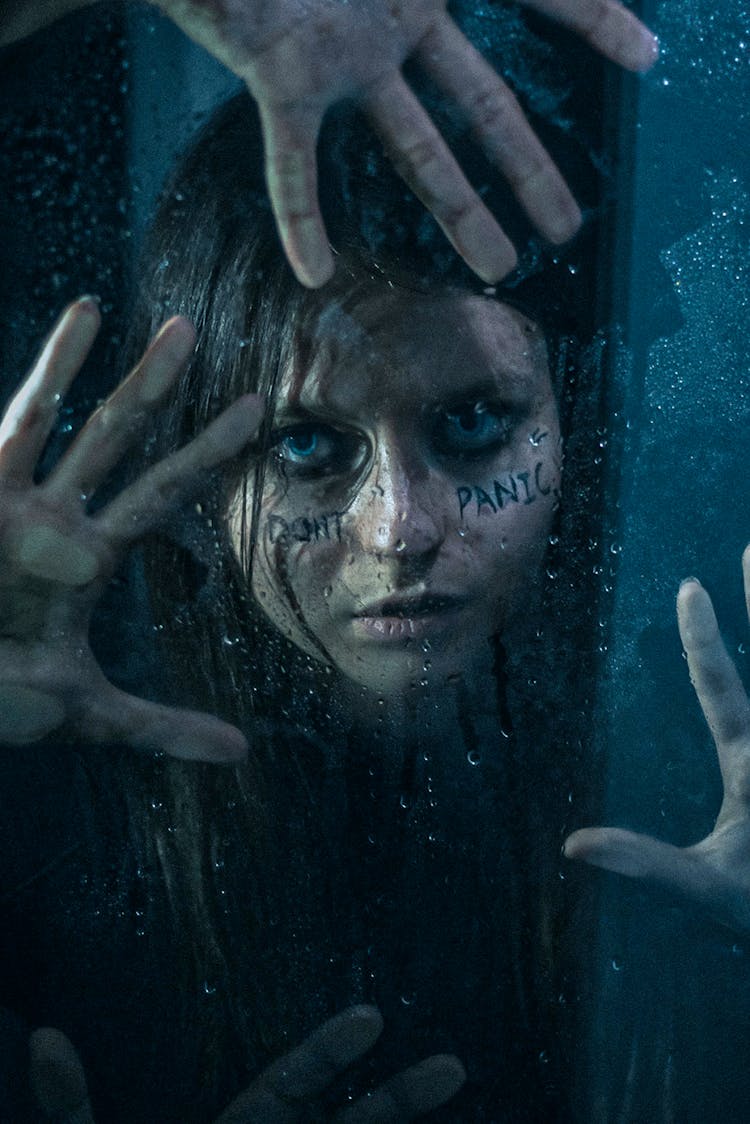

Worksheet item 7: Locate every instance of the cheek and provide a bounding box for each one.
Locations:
[452,450,561,605]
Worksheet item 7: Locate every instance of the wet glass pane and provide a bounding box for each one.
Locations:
[0,0,748,1120]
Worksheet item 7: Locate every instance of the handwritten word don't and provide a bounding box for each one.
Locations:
[457,461,553,518]
[267,511,343,546]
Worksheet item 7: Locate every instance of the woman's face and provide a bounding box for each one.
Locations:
[230,291,561,694]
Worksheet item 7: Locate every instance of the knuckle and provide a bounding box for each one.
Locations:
[468,82,519,133]
[394,134,442,176]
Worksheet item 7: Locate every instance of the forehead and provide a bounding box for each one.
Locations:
[280,292,553,419]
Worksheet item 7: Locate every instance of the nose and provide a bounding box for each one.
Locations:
[351,442,445,559]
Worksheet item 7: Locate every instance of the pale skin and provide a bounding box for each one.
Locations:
[3,300,750,1114]
[0,0,658,287]
[237,293,562,695]
[0,300,466,1120]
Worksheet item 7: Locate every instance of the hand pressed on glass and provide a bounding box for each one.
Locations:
[29,1008,465,1123]
[565,551,750,932]
[0,298,261,762]
[155,0,658,287]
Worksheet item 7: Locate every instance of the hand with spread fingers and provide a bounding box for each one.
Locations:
[0,297,262,763]
[154,0,658,288]
[29,1008,465,1123]
[565,549,750,932]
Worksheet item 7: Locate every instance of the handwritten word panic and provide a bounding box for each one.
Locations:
[457,461,553,518]
[267,511,343,546]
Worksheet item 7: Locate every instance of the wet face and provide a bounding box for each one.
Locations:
[230,291,561,694]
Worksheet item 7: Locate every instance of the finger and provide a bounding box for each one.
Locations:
[563,827,750,930]
[332,1054,466,1123]
[214,1006,384,1123]
[518,0,659,72]
[677,579,750,794]
[416,15,581,244]
[257,99,334,288]
[29,1027,96,1124]
[363,72,517,284]
[0,298,100,481]
[742,543,750,626]
[84,678,248,763]
[98,394,263,544]
[47,317,196,500]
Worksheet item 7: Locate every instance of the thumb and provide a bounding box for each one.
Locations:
[563,826,750,930]
[29,1027,96,1124]
[86,680,249,764]
[563,826,691,883]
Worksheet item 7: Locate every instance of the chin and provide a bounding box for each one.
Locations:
[333,640,491,697]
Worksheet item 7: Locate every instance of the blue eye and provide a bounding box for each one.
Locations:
[282,428,320,460]
[436,402,511,456]
[273,423,365,478]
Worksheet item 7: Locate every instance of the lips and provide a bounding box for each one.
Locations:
[350,592,468,642]
[355,593,466,619]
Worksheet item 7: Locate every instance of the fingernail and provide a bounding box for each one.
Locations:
[679,576,701,588]
[546,195,582,245]
[454,209,517,284]
[291,218,334,289]
[75,295,101,314]
[634,29,659,72]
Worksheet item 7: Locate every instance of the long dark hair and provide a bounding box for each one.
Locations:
[108,91,609,1119]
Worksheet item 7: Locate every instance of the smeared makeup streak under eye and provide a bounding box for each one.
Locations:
[271,539,335,665]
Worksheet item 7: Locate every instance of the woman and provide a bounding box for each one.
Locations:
[2,95,749,1123]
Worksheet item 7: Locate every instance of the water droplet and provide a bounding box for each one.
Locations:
[457,527,467,538]
[422,639,432,652]
[467,750,481,765]
[395,539,406,552]
[611,958,623,972]
[400,993,415,1006]
[203,980,217,995]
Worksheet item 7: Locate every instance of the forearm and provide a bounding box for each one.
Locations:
[0,0,100,46]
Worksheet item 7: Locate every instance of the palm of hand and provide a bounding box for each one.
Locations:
[156,0,657,287]
[0,300,260,761]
